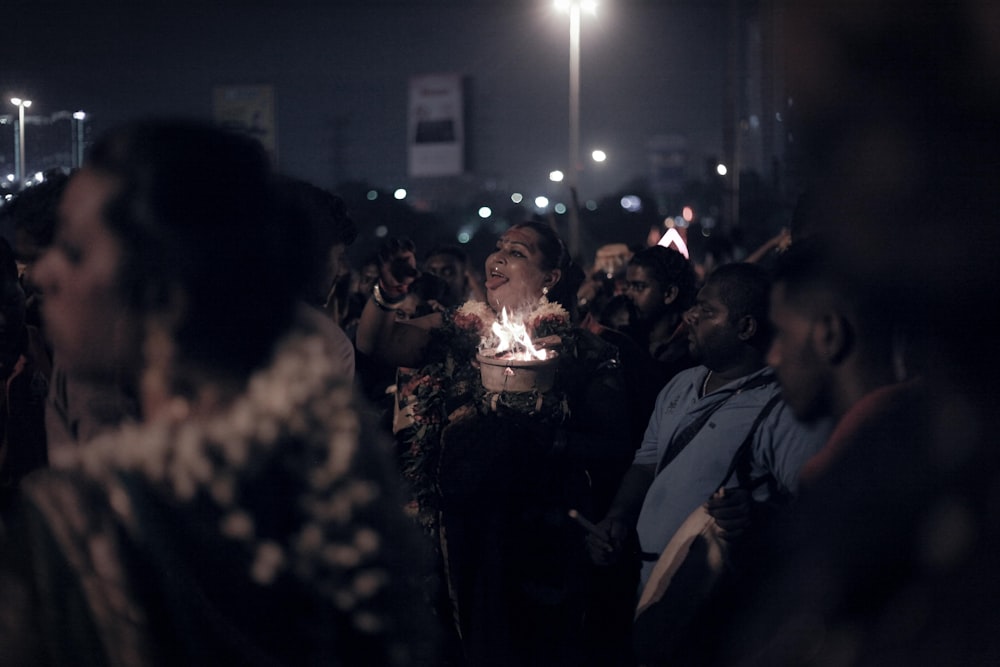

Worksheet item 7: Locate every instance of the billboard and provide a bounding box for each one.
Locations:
[212,85,277,160]
[408,74,464,177]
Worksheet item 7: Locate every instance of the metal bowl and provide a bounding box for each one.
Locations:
[475,350,559,393]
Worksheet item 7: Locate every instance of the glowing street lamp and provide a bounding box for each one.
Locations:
[10,97,32,185]
[553,0,597,259]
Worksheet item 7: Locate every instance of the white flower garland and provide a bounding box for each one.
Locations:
[50,318,395,633]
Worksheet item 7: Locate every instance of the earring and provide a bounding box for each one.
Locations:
[542,286,549,296]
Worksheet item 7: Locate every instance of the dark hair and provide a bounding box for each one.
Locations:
[423,244,467,266]
[0,238,20,286]
[705,262,772,349]
[774,236,896,360]
[0,170,69,255]
[508,220,579,312]
[86,119,306,381]
[276,176,357,250]
[628,245,699,312]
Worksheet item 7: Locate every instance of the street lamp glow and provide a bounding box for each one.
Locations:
[716,163,728,176]
[73,111,86,120]
[478,206,492,219]
[591,149,606,162]
[549,170,564,182]
[534,196,550,209]
[555,0,597,15]
[393,188,407,200]
[511,192,523,204]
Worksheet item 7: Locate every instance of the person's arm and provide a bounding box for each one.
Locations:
[744,227,792,264]
[586,463,656,565]
[355,296,441,368]
[354,240,442,369]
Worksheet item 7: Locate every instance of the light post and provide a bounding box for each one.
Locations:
[554,0,596,260]
[73,111,87,168]
[10,97,32,186]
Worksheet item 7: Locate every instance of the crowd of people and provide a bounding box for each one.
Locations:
[0,3,997,665]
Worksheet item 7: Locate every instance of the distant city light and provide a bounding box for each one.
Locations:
[34,172,44,182]
[534,196,550,209]
[366,190,378,201]
[549,170,564,183]
[585,200,597,211]
[591,149,606,162]
[682,206,694,222]
[716,164,728,176]
[478,206,492,219]
[457,230,472,244]
[554,203,567,214]
[374,225,388,238]
[5,175,13,183]
[620,195,642,212]
[393,188,406,200]
[511,192,523,204]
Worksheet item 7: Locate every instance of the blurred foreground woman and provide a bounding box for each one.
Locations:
[0,120,433,665]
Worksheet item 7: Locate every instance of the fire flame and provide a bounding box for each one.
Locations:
[490,307,548,361]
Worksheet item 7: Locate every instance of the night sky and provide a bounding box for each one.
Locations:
[4,0,728,202]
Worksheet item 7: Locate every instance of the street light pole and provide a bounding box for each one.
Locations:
[10,98,32,187]
[567,1,581,260]
[73,111,87,168]
[555,0,595,260]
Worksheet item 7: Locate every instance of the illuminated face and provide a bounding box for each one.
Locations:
[767,282,831,422]
[683,281,743,368]
[484,227,559,313]
[356,262,379,296]
[625,264,667,322]
[34,168,142,382]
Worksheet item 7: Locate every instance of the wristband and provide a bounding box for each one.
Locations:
[372,282,405,311]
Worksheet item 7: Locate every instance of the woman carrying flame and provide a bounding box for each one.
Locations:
[357,221,632,665]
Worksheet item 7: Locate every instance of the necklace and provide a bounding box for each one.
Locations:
[701,370,713,398]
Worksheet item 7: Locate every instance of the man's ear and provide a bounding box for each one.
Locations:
[814,312,854,364]
[662,284,680,306]
[736,314,757,342]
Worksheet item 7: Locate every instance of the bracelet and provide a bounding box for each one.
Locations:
[372,282,405,311]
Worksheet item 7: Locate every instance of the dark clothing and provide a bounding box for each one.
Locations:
[702,380,1000,666]
[434,328,631,666]
[0,327,437,666]
[0,325,50,513]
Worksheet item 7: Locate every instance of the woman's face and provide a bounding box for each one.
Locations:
[34,168,142,382]
[484,226,559,312]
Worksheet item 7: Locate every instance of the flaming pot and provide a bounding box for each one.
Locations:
[476,351,559,393]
